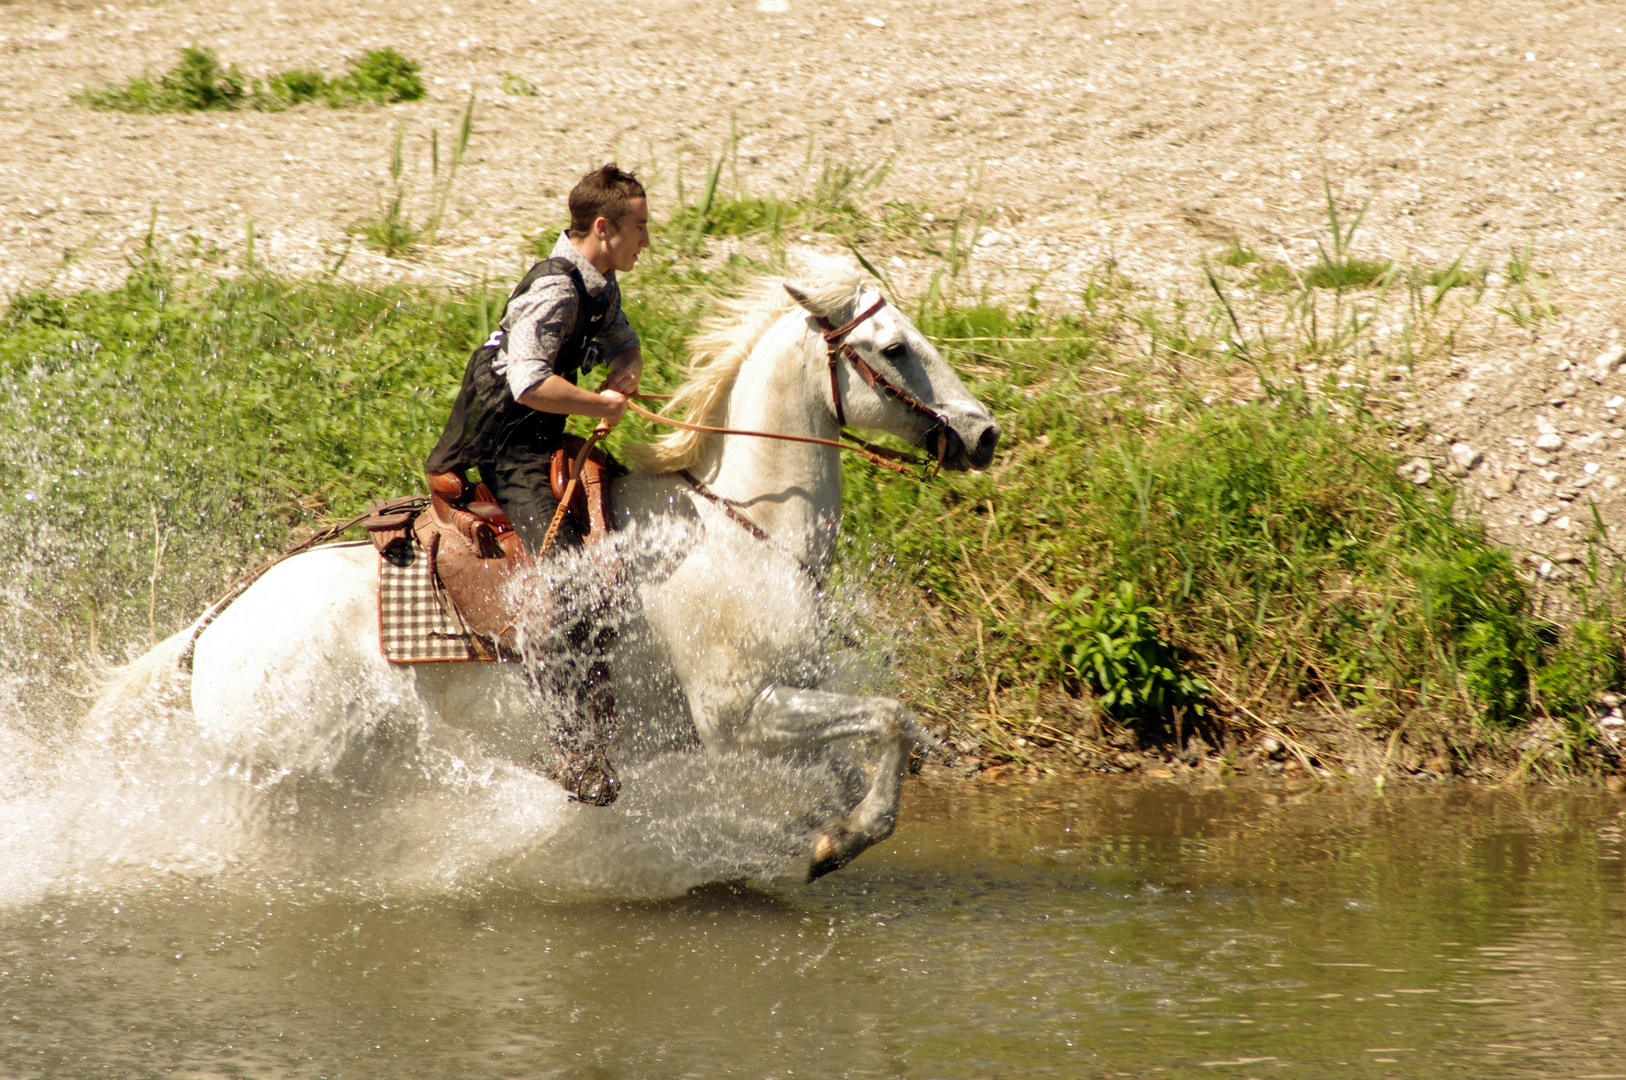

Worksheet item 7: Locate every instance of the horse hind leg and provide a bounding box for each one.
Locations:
[742,686,934,880]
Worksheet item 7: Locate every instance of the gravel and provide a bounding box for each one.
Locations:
[3,0,1625,565]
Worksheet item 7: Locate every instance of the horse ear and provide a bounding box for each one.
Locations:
[783,282,825,317]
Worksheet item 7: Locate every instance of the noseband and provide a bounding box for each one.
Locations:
[815,296,950,478]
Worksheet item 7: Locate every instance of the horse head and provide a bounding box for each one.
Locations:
[783,255,1001,473]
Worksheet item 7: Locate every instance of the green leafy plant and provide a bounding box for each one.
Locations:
[1050,583,1209,721]
[338,48,424,105]
[1537,618,1624,725]
[1218,240,1259,267]
[79,47,424,113]
[78,46,247,112]
[262,68,328,107]
[1495,245,1561,328]
[664,128,901,250]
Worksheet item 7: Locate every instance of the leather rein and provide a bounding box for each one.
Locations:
[562,292,952,571]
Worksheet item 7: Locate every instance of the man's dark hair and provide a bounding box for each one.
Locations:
[567,164,646,238]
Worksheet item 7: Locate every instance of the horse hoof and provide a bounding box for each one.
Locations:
[807,832,854,881]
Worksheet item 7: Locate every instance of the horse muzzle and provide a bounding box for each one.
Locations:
[929,405,1002,472]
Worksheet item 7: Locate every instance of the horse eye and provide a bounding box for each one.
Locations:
[881,341,908,361]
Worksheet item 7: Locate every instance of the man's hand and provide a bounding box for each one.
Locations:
[601,348,643,398]
[597,388,628,427]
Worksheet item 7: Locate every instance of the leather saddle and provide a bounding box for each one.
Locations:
[365,436,615,651]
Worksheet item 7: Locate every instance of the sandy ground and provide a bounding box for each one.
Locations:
[3,0,1626,563]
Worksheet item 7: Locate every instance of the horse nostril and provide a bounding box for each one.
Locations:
[974,424,1001,465]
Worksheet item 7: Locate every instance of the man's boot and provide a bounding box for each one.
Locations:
[526,662,619,806]
[528,745,619,806]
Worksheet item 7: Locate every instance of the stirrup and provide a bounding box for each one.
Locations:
[527,747,620,806]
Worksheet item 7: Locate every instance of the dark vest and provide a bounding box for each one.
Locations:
[425,257,613,480]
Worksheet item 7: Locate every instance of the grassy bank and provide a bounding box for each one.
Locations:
[3,210,1622,782]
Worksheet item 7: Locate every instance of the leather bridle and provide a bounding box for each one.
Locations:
[620,288,958,556]
[624,289,954,479]
[815,294,951,480]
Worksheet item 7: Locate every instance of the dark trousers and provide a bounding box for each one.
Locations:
[491,452,615,755]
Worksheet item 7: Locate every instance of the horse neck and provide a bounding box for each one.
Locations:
[699,320,843,571]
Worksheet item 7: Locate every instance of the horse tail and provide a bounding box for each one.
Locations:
[92,625,195,710]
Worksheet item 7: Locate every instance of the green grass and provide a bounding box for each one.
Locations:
[501,72,540,97]
[78,46,424,113]
[3,183,1620,776]
[1302,255,1393,290]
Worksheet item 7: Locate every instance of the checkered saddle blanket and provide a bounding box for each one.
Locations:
[377,535,502,663]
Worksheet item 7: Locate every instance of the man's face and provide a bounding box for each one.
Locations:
[600,197,651,273]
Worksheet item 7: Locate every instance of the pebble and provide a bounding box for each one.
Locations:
[1608,396,1624,409]
[1397,458,1433,485]
[1555,515,1572,530]
[1530,452,1554,466]
[1449,442,1482,470]
[1586,461,1601,474]
[1597,345,1626,370]
[1536,433,1565,451]
[1531,508,1550,524]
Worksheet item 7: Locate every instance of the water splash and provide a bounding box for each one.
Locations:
[0,521,878,909]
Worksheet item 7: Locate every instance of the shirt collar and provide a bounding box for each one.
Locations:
[550,231,612,295]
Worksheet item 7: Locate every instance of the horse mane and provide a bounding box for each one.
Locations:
[624,252,862,475]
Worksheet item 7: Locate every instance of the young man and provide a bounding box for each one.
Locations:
[425,164,650,806]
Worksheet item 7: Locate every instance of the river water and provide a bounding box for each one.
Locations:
[3,776,1624,1079]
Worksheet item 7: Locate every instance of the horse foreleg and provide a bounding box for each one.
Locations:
[742,686,932,880]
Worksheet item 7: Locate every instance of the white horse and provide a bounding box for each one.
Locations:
[88,253,999,887]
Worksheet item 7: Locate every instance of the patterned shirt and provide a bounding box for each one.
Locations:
[492,231,641,401]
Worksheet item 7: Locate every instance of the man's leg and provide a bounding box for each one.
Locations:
[491,457,620,805]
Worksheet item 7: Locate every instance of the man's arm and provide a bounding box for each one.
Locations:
[517,376,628,426]
[516,347,640,425]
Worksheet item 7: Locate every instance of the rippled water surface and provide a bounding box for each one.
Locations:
[4,778,1625,1078]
